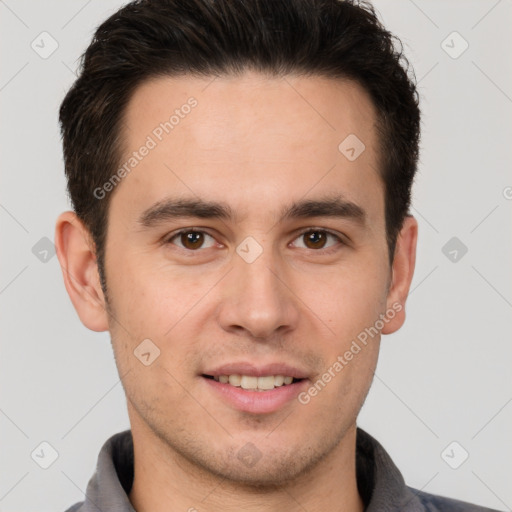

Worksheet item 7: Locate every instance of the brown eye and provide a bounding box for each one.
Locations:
[168,230,216,250]
[181,231,204,249]
[292,229,342,251]
[303,231,328,249]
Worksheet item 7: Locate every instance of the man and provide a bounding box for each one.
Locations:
[54,0,499,510]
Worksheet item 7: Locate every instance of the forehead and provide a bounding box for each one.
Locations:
[113,72,383,225]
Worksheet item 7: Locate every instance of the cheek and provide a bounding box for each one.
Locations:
[104,251,228,392]
[107,251,213,338]
[304,259,390,341]
[300,266,385,404]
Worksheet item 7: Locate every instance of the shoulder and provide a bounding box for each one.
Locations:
[410,487,502,512]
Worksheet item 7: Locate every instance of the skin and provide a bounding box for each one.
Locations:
[55,72,417,512]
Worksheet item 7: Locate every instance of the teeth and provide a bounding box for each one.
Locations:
[212,374,299,391]
[274,375,285,386]
[241,376,258,390]
[257,376,275,390]
[228,374,241,386]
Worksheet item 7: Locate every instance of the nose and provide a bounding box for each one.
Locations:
[216,249,301,340]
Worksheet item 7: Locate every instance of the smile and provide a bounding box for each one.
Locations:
[201,374,308,414]
[203,374,301,391]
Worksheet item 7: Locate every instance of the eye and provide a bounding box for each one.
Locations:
[291,229,343,251]
[167,229,217,250]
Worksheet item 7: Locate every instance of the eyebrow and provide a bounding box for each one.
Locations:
[137,195,366,228]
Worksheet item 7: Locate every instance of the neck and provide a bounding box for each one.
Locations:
[128,417,364,512]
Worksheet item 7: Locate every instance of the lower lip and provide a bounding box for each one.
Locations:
[202,377,308,414]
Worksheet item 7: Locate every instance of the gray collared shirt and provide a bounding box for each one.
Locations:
[65,428,499,512]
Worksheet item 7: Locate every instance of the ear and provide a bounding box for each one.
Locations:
[381,215,418,335]
[54,211,109,332]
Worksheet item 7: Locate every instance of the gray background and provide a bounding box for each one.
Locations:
[1,0,511,510]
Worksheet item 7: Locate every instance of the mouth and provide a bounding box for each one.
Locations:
[200,363,310,414]
[202,374,304,391]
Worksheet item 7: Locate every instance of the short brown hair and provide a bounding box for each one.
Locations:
[59,0,421,293]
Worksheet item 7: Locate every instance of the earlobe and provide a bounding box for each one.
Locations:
[381,215,418,335]
[54,211,109,332]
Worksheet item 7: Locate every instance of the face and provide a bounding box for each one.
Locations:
[59,72,416,486]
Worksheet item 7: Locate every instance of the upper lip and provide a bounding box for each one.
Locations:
[202,362,310,379]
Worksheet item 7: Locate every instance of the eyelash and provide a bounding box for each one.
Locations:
[164,228,346,254]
